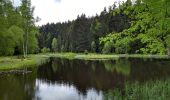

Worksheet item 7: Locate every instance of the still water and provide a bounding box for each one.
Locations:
[0,58,170,100]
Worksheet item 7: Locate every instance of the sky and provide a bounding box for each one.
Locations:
[14,0,126,26]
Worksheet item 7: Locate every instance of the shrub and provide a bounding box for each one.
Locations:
[102,42,113,54]
[41,47,50,53]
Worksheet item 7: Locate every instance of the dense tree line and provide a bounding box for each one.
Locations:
[1,0,170,56]
[38,1,130,53]
[0,0,38,56]
[39,0,170,55]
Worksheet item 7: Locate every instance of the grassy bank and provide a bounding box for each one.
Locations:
[104,79,170,100]
[48,53,76,59]
[0,53,169,70]
[48,53,120,60]
[0,55,49,70]
[47,53,169,60]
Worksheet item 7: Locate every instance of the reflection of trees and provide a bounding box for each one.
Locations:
[129,58,170,82]
[103,59,131,76]
[102,58,170,100]
[0,68,37,100]
[36,57,170,98]
[37,58,128,95]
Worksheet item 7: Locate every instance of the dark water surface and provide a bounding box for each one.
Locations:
[0,57,170,100]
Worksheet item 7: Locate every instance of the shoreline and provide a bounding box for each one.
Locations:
[47,53,169,60]
[0,53,169,71]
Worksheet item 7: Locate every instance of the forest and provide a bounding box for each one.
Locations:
[1,0,170,56]
[39,0,170,55]
[1,0,170,99]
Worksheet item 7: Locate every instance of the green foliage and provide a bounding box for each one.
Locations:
[103,60,130,75]
[0,30,15,56]
[0,0,38,56]
[39,2,129,53]
[102,41,114,54]
[166,36,170,47]
[8,26,24,46]
[51,38,58,52]
[0,25,24,56]
[100,0,170,55]
[91,41,96,53]
[70,14,91,52]
[1,0,170,55]
[45,33,52,49]
[165,35,170,55]
[100,31,132,54]
[115,37,132,54]
[137,34,166,54]
[20,0,38,57]
[28,30,39,54]
[61,45,65,52]
[41,47,50,53]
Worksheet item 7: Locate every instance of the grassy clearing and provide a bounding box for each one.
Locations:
[0,55,49,70]
[104,79,170,100]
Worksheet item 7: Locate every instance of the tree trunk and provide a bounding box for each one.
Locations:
[23,42,26,58]
[26,31,28,57]
[25,20,29,57]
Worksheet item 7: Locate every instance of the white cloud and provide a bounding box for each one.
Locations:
[31,0,126,26]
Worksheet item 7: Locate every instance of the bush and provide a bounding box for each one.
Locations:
[166,36,170,56]
[102,42,113,54]
[41,47,50,53]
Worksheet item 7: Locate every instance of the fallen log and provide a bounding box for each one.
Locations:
[0,70,32,76]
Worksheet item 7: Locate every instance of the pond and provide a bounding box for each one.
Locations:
[0,57,170,100]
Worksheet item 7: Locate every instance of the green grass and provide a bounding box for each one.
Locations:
[0,54,49,70]
[47,53,169,60]
[104,79,170,100]
[75,53,119,60]
[119,54,169,59]
[48,52,76,59]
[47,53,120,60]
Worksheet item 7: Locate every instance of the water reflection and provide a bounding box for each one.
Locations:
[103,59,130,75]
[0,58,170,100]
[0,71,37,100]
[35,79,103,100]
[37,58,128,94]
[36,58,170,99]
[129,58,170,82]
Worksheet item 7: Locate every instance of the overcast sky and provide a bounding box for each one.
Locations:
[14,0,126,26]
